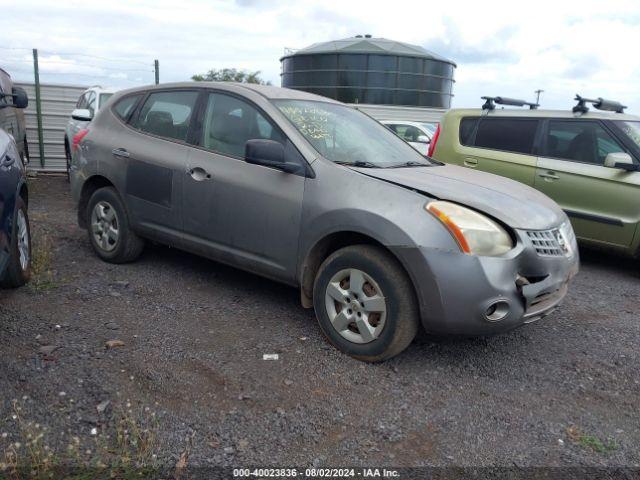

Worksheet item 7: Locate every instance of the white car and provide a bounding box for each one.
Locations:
[381,120,438,155]
[64,86,116,177]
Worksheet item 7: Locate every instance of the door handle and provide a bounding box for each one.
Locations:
[112,148,130,158]
[539,171,560,180]
[188,166,211,181]
[463,157,478,167]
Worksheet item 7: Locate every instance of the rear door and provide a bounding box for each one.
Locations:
[114,89,200,241]
[458,117,540,186]
[534,119,640,247]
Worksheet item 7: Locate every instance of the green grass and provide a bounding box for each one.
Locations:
[578,434,617,454]
[566,426,618,454]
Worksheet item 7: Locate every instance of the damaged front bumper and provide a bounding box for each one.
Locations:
[392,227,580,336]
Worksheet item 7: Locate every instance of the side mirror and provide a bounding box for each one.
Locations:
[604,152,638,171]
[416,135,430,144]
[11,87,28,109]
[245,139,301,174]
[71,108,93,121]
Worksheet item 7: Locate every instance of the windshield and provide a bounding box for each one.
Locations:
[274,100,432,168]
[99,93,114,109]
[616,121,640,148]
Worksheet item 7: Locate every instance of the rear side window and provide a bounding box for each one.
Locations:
[459,117,479,146]
[473,118,539,155]
[200,92,285,158]
[113,94,143,122]
[99,93,114,109]
[132,90,199,142]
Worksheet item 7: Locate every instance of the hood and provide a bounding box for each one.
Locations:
[353,164,566,230]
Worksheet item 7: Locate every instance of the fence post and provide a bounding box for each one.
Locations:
[32,48,45,168]
[154,59,159,84]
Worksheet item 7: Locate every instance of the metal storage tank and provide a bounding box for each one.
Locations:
[280,35,456,108]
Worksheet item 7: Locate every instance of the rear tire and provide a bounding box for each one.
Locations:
[1,197,31,288]
[86,187,144,263]
[313,245,419,362]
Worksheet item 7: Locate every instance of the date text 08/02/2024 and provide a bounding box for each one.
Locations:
[232,468,400,477]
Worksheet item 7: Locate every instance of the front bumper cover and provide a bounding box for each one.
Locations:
[392,228,580,336]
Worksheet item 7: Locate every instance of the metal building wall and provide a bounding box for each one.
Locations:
[352,104,446,123]
[15,82,87,171]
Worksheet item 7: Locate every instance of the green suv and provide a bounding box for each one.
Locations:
[431,96,640,257]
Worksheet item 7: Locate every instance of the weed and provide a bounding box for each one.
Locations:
[28,234,56,292]
[566,426,617,454]
[1,399,160,479]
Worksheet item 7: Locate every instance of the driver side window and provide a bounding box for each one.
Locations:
[200,92,285,158]
[86,92,97,117]
[76,93,88,109]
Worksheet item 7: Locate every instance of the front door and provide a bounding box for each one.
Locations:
[183,91,305,282]
[534,119,640,248]
[117,89,200,240]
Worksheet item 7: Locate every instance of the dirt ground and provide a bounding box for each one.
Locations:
[1,175,639,476]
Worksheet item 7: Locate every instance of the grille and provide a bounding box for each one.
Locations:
[526,229,568,256]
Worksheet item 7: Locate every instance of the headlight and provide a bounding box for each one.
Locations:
[426,201,513,256]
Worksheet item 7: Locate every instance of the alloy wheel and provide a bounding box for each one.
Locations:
[91,201,119,252]
[16,209,29,271]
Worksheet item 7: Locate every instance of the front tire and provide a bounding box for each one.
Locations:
[313,245,419,362]
[86,187,144,263]
[1,197,31,288]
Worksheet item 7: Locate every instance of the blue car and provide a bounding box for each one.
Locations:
[0,84,30,288]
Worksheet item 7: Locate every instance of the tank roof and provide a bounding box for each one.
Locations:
[281,36,456,66]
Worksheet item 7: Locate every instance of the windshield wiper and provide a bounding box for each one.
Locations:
[334,160,379,168]
[387,160,430,168]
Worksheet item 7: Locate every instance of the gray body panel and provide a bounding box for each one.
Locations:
[71,81,578,335]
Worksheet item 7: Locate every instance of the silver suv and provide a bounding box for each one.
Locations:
[64,86,116,177]
[70,82,579,361]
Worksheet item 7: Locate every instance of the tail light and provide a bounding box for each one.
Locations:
[72,128,90,152]
[427,123,440,158]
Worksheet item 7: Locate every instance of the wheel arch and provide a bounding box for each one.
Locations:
[77,175,116,229]
[298,230,419,310]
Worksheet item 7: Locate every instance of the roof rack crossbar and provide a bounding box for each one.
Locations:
[481,96,539,111]
[573,94,626,114]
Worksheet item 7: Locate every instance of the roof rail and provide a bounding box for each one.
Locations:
[573,94,626,114]
[481,96,539,111]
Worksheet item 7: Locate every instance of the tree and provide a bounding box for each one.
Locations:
[191,68,271,85]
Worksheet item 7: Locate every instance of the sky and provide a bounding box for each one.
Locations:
[2,0,640,112]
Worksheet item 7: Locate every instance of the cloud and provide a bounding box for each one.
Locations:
[424,20,518,65]
[1,0,639,112]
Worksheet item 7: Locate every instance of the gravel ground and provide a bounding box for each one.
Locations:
[1,175,639,475]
